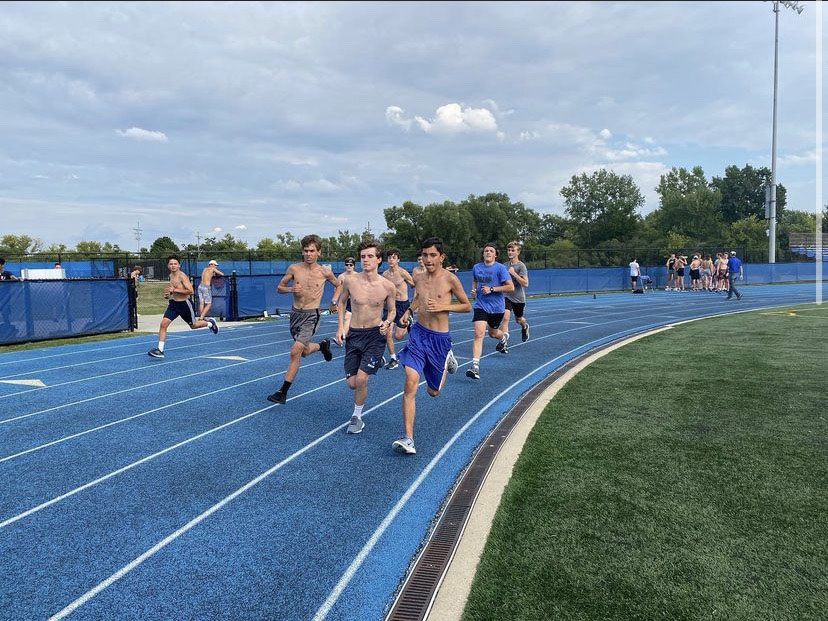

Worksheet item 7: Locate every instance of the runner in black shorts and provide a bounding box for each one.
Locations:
[335,240,397,435]
[148,255,218,359]
[382,249,415,370]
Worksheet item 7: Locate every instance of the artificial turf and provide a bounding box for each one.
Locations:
[463,304,828,621]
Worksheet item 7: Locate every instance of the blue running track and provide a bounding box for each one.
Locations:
[0,284,823,620]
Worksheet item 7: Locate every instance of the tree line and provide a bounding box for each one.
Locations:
[3,163,821,266]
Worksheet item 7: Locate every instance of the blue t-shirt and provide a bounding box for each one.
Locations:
[727,257,742,274]
[472,262,511,314]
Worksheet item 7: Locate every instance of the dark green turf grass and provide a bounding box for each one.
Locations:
[463,304,827,621]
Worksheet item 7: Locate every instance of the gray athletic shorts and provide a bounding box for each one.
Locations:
[197,284,212,304]
[290,308,321,345]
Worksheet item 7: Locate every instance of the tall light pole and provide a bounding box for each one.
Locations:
[768,0,804,263]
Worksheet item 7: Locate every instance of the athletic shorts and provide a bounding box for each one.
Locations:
[677,268,685,277]
[164,299,196,326]
[690,269,700,280]
[289,308,321,345]
[394,300,410,328]
[344,327,387,378]
[398,322,453,392]
[473,307,504,330]
[631,275,639,283]
[505,299,525,318]
[197,284,212,304]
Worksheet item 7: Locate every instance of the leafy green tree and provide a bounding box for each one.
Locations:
[560,169,643,247]
[0,234,43,254]
[652,166,724,244]
[711,164,786,223]
[421,201,478,266]
[531,213,571,247]
[44,243,68,253]
[459,193,522,249]
[75,240,104,253]
[383,201,428,258]
[726,215,769,251]
[149,236,180,255]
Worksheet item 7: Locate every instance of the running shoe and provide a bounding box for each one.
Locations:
[385,357,400,370]
[207,317,219,334]
[466,365,480,380]
[446,350,458,374]
[267,390,286,405]
[392,436,416,455]
[148,348,165,359]
[521,323,530,342]
[347,415,365,434]
[495,332,509,354]
[319,338,333,362]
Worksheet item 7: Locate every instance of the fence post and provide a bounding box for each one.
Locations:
[230,271,239,321]
[248,251,253,276]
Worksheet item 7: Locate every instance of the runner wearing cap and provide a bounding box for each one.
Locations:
[198,259,224,321]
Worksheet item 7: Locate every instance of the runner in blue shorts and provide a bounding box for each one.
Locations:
[393,237,471,455]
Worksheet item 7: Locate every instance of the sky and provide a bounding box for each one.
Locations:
[0,1,823,252]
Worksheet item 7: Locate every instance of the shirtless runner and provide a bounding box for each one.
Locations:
[392,237,471,455]
[382,248,415,370]
[334,240,397,434]
[267,234,341,405]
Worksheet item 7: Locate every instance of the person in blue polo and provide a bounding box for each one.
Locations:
[466,243,514,380]
[726,250,743,300]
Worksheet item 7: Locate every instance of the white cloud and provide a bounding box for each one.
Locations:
[778,150,817,166]
[234,224,247,230]
[385,106,412,131]
[604,142,668,161]
[115,127,169,142]
[413,103,498,135]
[599,128,612,140]
[212,227,223,233]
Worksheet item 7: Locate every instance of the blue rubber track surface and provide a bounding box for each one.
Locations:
[0,284,823,620]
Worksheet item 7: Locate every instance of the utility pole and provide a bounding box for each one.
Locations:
[133,221,143,254]
[195,231,202,260]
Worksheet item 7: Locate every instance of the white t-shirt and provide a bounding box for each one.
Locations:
[629,261,640,277]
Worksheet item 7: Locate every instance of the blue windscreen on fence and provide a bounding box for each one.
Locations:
[0,279,132,345]
[3,261,116,278]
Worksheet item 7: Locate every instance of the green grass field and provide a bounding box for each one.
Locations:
[136,281,172,314]
[463,304,827,621]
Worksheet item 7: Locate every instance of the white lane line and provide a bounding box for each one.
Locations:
[205,356,248,361]
[2,377,344,533]
[46,387,405,621]
[0,325,292,381]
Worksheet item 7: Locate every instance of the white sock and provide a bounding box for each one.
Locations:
[352,404,364,418]
[472,357,480,367]
[158,341,165,352]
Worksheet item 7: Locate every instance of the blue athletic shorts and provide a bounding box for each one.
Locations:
[398,322,452,391]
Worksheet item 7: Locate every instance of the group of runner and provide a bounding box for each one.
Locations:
[664,251,743,298]
[148,236,530,454]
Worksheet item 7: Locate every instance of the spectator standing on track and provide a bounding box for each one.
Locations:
[716,252,730,293]
[382,248,415,370]
[467,243,514,380]
[689,255,702,291]
[500,241,531,342]
[0,258,19,281]
[726,250,743,300]
[393,237,470,455]
[673,254,687,291]
[665,254,676,290]
[334,240,397,435]
[330,257,356,335]
[147,255,218,358]
[267,234,341,405]
[629,257,640,292]
[197,260,224,322]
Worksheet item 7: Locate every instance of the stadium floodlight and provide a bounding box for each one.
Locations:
[767,0,805,263]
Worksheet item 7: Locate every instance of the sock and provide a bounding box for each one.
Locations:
[158,341,165,352]
[472,357,480,367]
[352,404,364,418]
[280,380,292,394]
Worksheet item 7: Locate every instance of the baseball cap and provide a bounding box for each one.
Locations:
[730,251,736,255]
[209,260,219,265]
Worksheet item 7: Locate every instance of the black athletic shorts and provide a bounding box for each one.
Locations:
[344,327,387,378]
[473,307,504,330]
[163,299,196,326]
[505,299,526,318]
